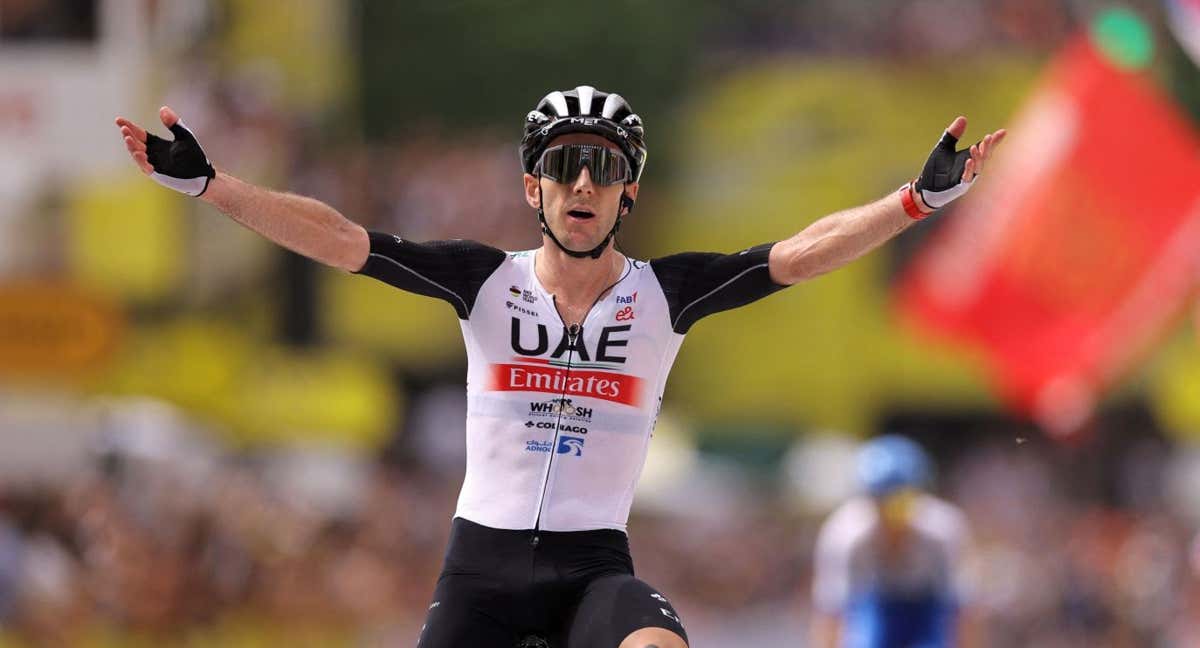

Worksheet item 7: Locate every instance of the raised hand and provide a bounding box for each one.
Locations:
[114,106,215,196]
[914,116,1007,211]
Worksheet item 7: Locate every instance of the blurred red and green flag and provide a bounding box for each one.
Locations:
[897,34,1200,432]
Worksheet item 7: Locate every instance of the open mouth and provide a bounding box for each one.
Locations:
[567,208,595,220]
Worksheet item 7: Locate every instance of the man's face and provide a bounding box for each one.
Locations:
[876,488,919,551]
[523,133,639,253]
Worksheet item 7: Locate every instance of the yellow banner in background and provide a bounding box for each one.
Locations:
[1151,326,1200,442]
[100,318,399,450]
[221,0,353,112]
[67,177,184,304]
[320,268,468,369]
[649,58,1037,434]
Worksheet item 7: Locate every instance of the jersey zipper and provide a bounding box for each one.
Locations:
[531,265,628,538]
[531,298,581,543]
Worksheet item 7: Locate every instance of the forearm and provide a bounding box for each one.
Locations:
[200,171,369,272]
[768,190,917,285]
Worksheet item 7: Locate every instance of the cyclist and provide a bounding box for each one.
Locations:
[116,86,1004,648]
[811,435,978,648]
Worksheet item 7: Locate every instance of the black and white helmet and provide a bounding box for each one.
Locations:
[519,85,647,182]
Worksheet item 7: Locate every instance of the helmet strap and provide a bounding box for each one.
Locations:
[536,181,627,260]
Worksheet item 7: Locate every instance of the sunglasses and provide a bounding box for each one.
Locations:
[535,144,632,186]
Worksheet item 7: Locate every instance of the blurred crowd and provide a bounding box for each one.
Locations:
[0,443,449,645]
[0,411,1198,647]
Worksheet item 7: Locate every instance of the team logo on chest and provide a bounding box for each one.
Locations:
[614,291,636,321]
[508,285,538,303]
[491,318,643,406]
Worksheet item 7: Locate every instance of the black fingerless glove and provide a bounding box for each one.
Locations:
[145,121,216,197]
[914,130,975,210]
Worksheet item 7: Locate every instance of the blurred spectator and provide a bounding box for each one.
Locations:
[810,435,978,648]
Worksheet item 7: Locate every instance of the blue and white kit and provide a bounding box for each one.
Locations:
[813,493,973,648]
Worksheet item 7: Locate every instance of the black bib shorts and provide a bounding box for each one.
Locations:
[416,518,688,648]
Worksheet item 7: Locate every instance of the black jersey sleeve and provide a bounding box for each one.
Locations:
[650,242,788,334]
[353,231,507,319]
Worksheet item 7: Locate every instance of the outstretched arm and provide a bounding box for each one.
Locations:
[115,106,369,272]
[198,171,369,273]
[768,116,1005,285]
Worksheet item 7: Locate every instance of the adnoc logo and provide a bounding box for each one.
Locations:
[557,436,585,456]
[525,440,553,453]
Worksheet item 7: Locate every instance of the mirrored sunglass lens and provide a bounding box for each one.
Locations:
[539,145,629,185]
[585,147,629,185]
[538,147,567,181]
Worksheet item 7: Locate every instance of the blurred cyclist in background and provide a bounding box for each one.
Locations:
[115,87,1003,648]
[811,435,979,648]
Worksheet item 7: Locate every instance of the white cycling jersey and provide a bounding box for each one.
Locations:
[355,232,786,532]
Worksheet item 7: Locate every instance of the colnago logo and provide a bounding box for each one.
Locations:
[492,359,642,406]
[524,420,588,434]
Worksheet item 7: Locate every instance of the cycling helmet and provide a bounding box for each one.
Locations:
[520,85,647,182]
[856,435,933,497]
